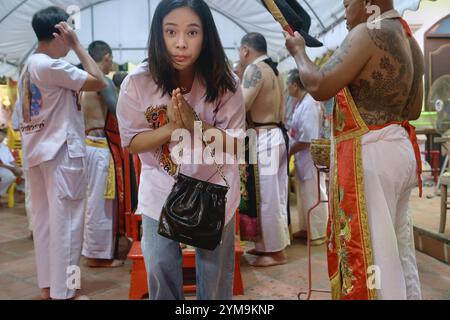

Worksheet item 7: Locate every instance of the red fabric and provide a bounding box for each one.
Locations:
[398,18,412,38]
[239,214,260,242]
[105,112,126,236]
[327,89,374,300]
[132,154,141,188]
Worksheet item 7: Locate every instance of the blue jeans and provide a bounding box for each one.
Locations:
[141,215,236,300]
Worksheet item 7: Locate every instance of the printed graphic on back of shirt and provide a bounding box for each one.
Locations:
[22,72,43,122]
[30,83,43,117]
[20,69,45,134]
[145,105,178,176]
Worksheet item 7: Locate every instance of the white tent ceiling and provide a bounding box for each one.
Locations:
[0,0,424,79]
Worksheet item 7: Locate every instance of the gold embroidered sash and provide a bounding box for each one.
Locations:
[86,138,116,200]
[327,88,376,300]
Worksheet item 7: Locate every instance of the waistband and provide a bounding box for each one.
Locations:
[254,122,288,134]
[254,121,286,129]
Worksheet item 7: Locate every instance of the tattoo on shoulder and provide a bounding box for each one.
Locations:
[367,20,405,63]
[321,56,342,75]
[321,36,352,75]
[243,64,262,89]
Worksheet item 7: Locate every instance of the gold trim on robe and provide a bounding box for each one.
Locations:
[86,137,116,200]
[327,88,377,300]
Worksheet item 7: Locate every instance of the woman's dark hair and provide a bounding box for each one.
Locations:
[147,0,236,102]
[287,69,304,89]
[32,6,69,41]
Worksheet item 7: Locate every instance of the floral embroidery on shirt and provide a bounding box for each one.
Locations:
[145,105,178,176]
[146,105,166,130]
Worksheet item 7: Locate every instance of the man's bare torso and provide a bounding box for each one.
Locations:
[348,19,421,126]
[245,61,284,125]
[81,91,108,135]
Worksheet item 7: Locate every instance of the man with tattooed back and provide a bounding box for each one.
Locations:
[285,0,424,300]
[239,33,291,267]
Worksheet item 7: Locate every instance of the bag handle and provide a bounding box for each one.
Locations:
[176,107,230,189]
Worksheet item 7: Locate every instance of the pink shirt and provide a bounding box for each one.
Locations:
[117,63,245,225]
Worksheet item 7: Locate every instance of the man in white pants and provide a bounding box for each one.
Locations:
[81,41,123,268]
[285,0,423,299]
[287,70,328,246]
[240,33,291,267]
[19,7,106,300]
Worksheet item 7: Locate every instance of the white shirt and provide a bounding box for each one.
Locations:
[290,94,324,181]
[117,63,245,225]
[0,143,15,166]
[18,53,88,168]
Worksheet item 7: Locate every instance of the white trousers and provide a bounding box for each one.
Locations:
[362,125,422,300]
[0,167,15,196]
[254,129,291,253]
[29,144,86,300]
[24,169,33,231]
[295,168,328,240]
[82,140,115,260]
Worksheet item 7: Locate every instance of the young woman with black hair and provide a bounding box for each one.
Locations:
[117,0,245,300]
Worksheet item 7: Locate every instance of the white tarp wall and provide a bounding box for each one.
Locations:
[0,0,423,79]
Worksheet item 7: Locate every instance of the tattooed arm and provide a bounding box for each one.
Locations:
[242,64,263,112]
[284,24,373,101]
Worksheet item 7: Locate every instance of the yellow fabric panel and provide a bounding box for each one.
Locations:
[104,155,116,200]
[86,138,116,200]
[289,155,295,175]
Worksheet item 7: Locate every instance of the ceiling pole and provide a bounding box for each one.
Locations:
[0,0,29,24]
[4,0,320,75]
